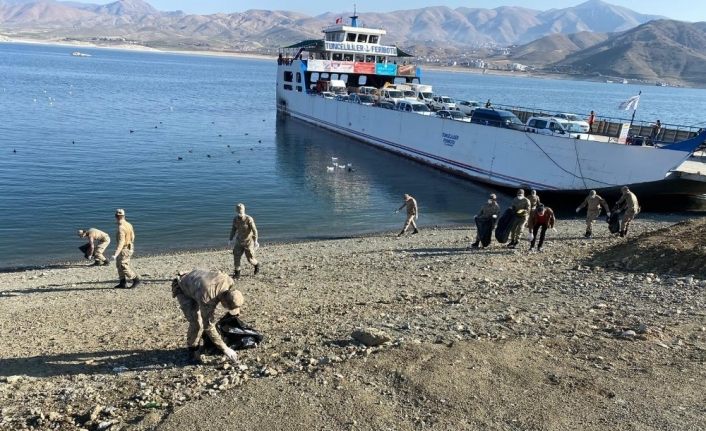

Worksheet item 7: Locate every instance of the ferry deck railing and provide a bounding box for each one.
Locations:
[492,103,701,144]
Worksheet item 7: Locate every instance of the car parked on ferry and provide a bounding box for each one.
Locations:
[437,110,470,122]
[430,95,457,111]
[321,92,335,99]
[349,94,375,105]
[526,116,578,137]
[456,100,481,116]
[396,100,433,115]
[553,113,590,133]
[376,89,406,105]
[470,108,525,130]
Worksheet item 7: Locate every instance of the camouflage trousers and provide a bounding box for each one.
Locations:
[622,208,637,231]
[586,210,601,233]
[402,215,418,233]
[510,215,528,243]
[93,239,110,263]
[233,241,258,271]
[116,246,137,280]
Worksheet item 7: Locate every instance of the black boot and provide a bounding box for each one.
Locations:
[233,270,241,279]
[412,228,419,234]
[471,241,479,249]
[129,277,142,289]
[254,264,260,275]
[397,230,405,237]
[584,230,592,238]
[619,230,625,237]
[114,278,127,289]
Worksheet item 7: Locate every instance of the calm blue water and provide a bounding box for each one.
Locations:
[1,42,706,268]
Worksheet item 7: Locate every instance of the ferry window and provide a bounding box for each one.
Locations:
[296,72,301,83]
[378,56,386,63]
[284,84,293,91]
[365,55,375,63]
[335,32,344,42]
[357,34,368,43]
[332,53,343,61]
[310,72,319,82]
[343,54,353,61]
[297,86,302,92]
[355,54,365,62]
[394,77,406,84]
[331,74,339,80]
[369,35,379,44]
[284,71,293,82]
[358,76,367,85]
[321,73,330,80]
[340,74,348,83]
[346,33,357,42]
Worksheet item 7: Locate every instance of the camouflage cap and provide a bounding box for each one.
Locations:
[115,208,125,216]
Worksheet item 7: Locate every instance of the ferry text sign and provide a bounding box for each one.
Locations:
[325,41,397,56]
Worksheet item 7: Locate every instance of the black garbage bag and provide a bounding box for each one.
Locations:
[203,314,264,353]
[78,243,91,259]
[607,210,622,234]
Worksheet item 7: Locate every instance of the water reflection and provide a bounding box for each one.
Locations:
[274,114,510,229]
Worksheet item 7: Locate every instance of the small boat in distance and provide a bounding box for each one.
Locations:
[71,51,91,57]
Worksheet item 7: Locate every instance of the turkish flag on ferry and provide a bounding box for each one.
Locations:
[335,17,342,24]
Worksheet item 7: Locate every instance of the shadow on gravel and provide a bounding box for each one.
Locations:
[402,247,469,256]
[0,348,188,378]
[0,278,173,296]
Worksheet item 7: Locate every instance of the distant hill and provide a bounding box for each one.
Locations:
[0,0,662,50]
[508,31,611,65]
[553,20,706,86]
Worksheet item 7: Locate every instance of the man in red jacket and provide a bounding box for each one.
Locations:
[528,204,556,252]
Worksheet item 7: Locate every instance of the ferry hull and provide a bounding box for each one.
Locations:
[276,63,706,207]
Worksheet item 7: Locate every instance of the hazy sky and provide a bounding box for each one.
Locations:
[132,0,702,22]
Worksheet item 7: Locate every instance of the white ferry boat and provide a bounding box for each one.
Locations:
[71,51,91,57]
[276,14,706,203]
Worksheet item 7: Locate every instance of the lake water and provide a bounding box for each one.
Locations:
[1,43,706,268]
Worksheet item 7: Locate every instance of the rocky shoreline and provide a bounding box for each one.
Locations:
[0,218,704,430]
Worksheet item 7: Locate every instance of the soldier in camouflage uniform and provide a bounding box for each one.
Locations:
[576,190,610,238]
[471,193,500,248]
[77,228,111,265]
[229,203,259,279]
[615,186,640,237]
[508,189,531,248]
[172,269,244,363]
[110,209,140,289]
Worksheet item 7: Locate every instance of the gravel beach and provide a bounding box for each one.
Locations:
[0,217,704,430]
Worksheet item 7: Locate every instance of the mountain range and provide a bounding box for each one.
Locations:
[1,0,705,85]
[0,0,663,47]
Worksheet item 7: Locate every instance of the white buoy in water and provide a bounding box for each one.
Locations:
[331,157,338,162]
[326,166,334,172]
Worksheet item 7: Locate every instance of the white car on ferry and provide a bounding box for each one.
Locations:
[553,113,591,133]
[396,100,433,115]
[526,116,582,138]
[430,95,457,111]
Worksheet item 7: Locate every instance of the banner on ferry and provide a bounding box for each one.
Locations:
[306,60,355,73]
[375,63,397,76]
[325,41,398,56]
[397,64,417,76]
[353,62,376,74]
